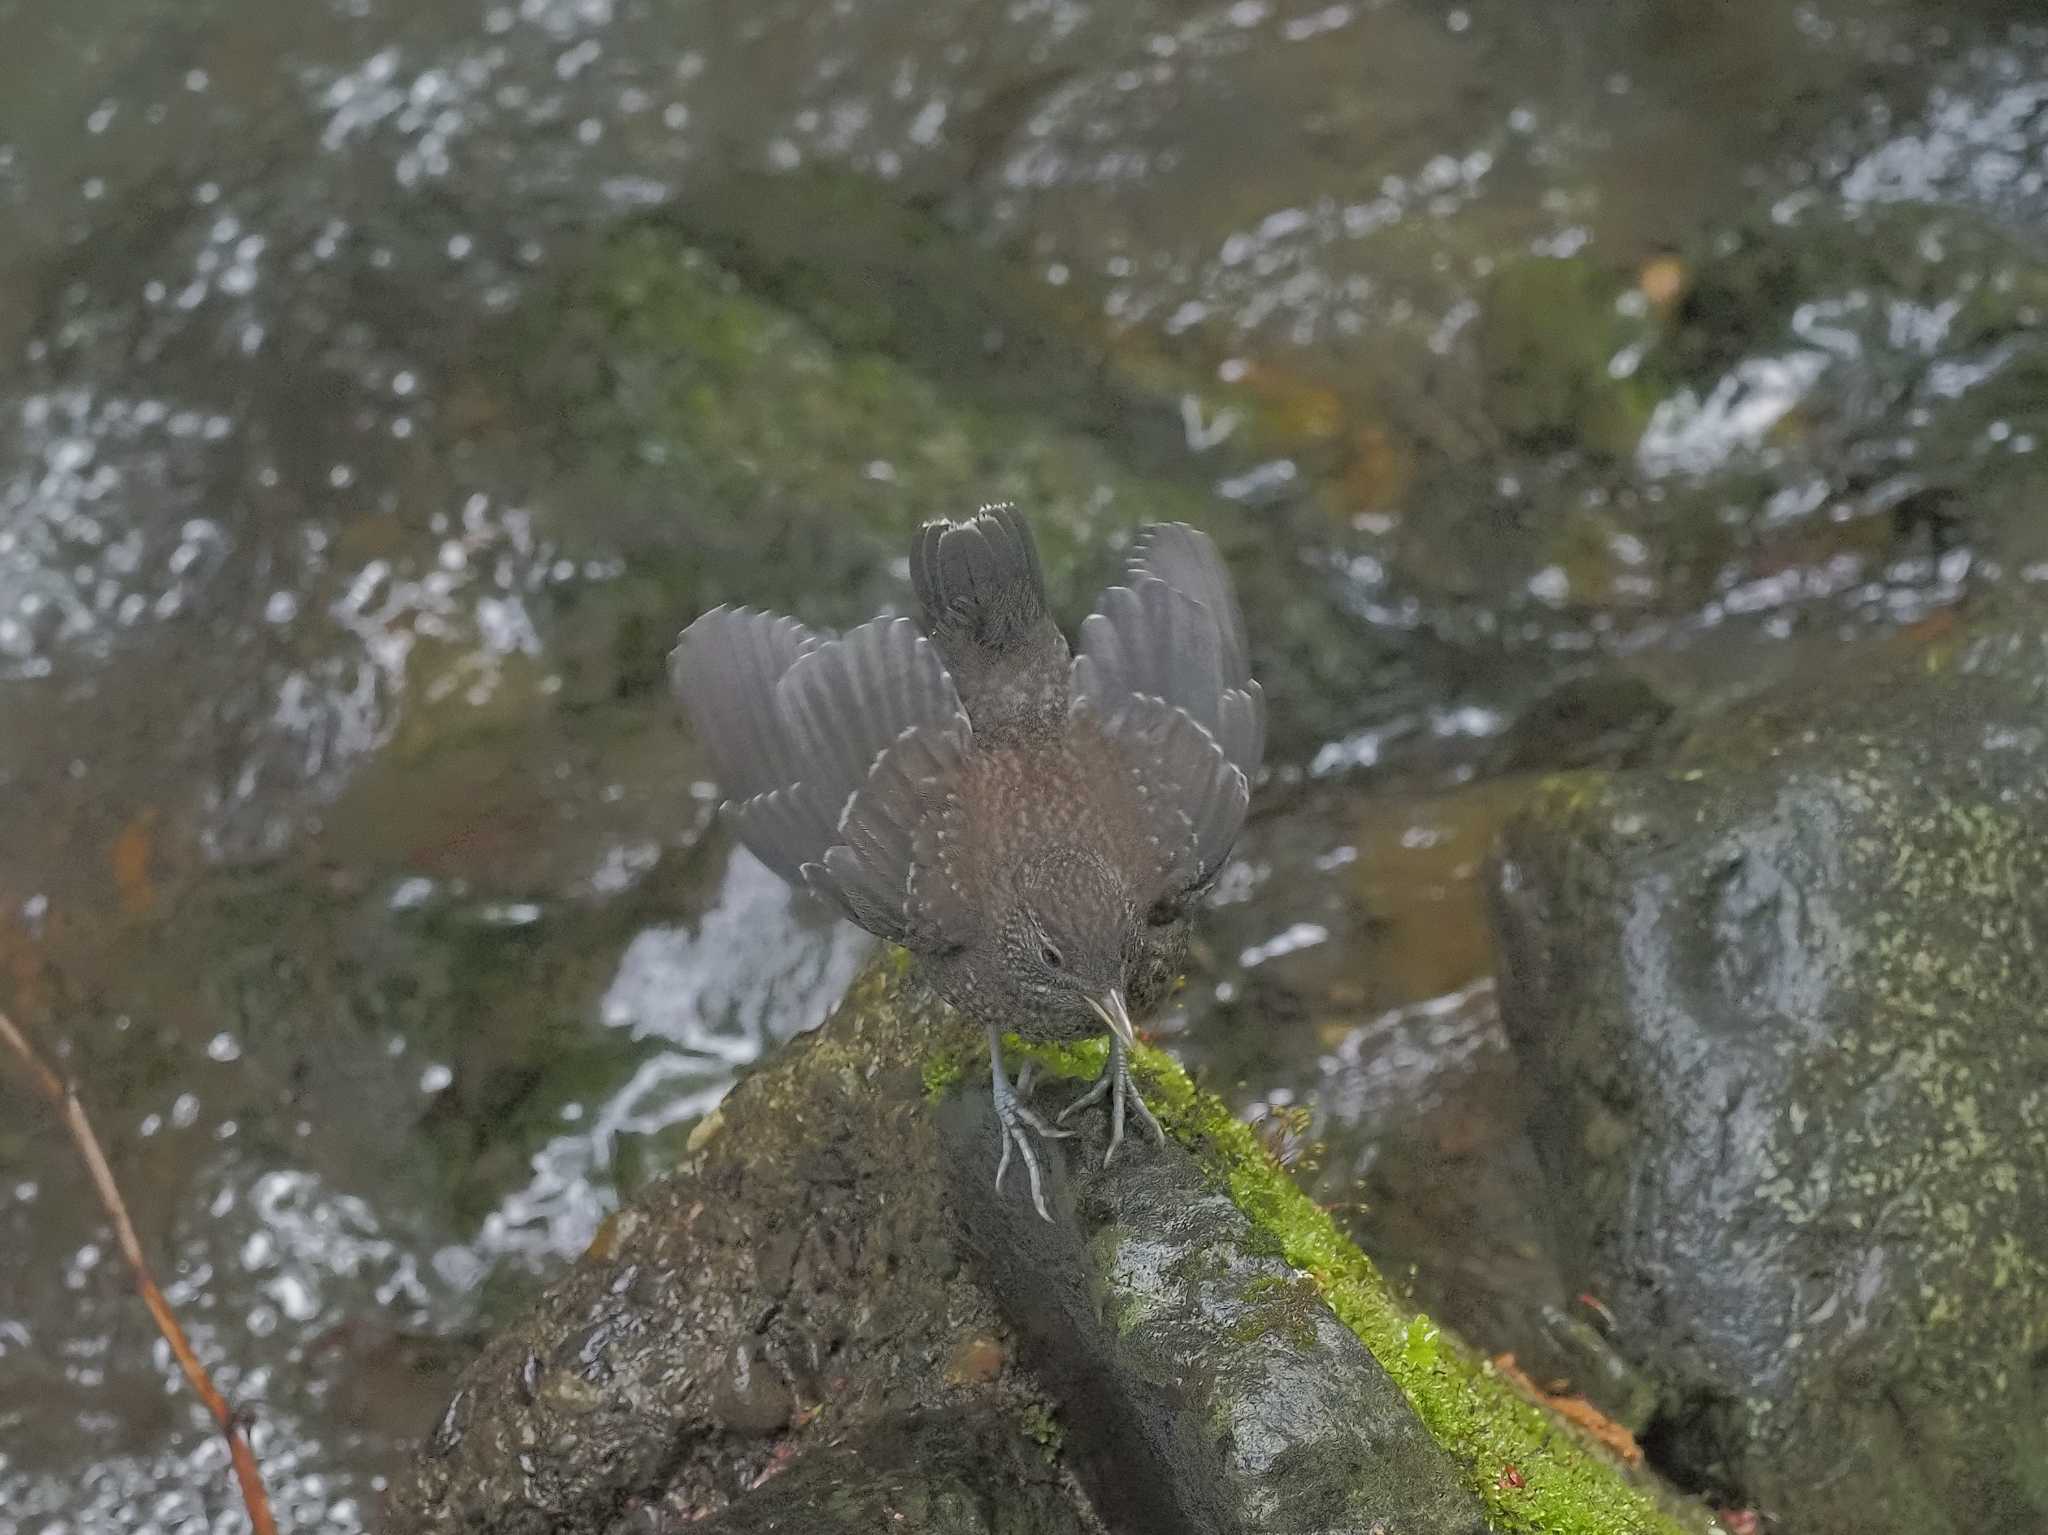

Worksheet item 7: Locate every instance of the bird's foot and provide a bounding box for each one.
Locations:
[990,1042,1073,1221]
[1058,1039,1167,1168]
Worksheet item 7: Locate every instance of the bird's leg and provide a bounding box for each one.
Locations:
[988,1024,1072,1221]
[1058,1038,1167,1168]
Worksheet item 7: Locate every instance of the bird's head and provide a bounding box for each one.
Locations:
[992,847,1139,1046]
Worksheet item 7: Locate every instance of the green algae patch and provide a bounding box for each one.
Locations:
[1010,1033,1111,1080]
[1226,1273,1322,1351]
[1018,1401,1065,1460]
[924,1032,1109,1104]
[1116,1042,1709,1535]
[1479,256,1668,461]
[921,1045,969,1103]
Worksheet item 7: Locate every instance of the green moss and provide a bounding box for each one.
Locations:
[920,1020,1104,1102]
[1018,1401,1064,1462]
[1479,256,1667,460]
[1010,1033,1111,1080]
[921,1047,968,1103]
[1239,1274,1297,1302]
[1226,1273,1321,1351]
[1010,1039,1707,1534]
[526,225,1222,635]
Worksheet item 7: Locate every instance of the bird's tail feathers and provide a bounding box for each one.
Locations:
[911,502,1051,657]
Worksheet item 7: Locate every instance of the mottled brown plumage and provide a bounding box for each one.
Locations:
[672,504,1263,1217]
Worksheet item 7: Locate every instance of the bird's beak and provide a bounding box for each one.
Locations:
[1087,988,1138,1049]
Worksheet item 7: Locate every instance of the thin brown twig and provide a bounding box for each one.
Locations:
[0,1006,279,1535]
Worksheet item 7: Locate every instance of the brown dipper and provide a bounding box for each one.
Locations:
[671,505,1264,1218]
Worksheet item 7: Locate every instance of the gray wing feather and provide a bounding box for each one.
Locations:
[1128,523,1250,681]
[1076,579,1226,735]
[672,607,836,883]
[1076,523,1266,782]
[1130,523,1267,779]
[777,617,963,827]
[1074,521,1262,897]
[1090,693,1249,898]
[1215,687,1265,788]
[808,718,978,948]
[671,606,822,798]
[673,610,974,923]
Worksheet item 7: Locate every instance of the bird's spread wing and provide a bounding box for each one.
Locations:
[671,606,833,885]
[1083,692,1249,905]
[1120,523,1264,777]
[673,610,977,948]
[1072,523,1263,898]
[820,718,980,947]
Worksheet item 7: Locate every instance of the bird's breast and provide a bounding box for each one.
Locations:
[958,735,1145,887]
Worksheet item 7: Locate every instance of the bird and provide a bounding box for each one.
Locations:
[670,504,1264,1219]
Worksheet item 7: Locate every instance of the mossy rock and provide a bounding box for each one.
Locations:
[392,956,1716,1533]
[485,218,1414,763]
[1013,1033,1714,1535]
[500,221,1208,636]
[1489,606,2048,1532]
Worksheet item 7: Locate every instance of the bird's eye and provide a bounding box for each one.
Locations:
[1040,942,1063,969]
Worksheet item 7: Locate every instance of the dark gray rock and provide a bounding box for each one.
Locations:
[1488,612,2048,1534]
[679,1411,1093,1535]
[943,1090,1487,1535]
[387,965,1063,1533]
[387,960,1488,1533]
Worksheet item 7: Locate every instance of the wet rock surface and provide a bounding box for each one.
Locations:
[943,1088,1486,1535]
[388,965,1034,1531]
[389,960,1496,1532]
[679,1410,1093,1535]
[1489,605,2048,1533]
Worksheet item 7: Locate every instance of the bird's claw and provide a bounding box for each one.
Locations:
[1060,1040,1167,1168]
[991,1044,1072,1221]
[1055,1070,1110,1121]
